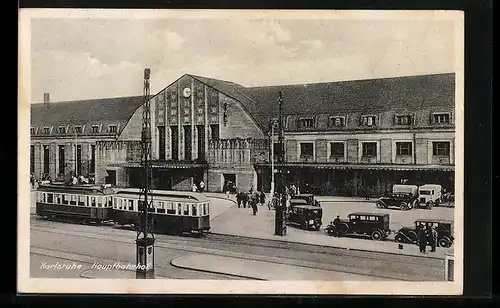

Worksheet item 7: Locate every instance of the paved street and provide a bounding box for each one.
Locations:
[30,217,446,280]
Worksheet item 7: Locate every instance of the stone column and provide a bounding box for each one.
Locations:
[82,142,90,177]
[49,143,57,179]
[65,142,74,177]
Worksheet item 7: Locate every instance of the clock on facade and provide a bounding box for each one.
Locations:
[183,87,192,98]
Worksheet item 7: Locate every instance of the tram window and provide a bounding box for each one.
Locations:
[86,196,90,207]
[119,199,123,210]
[177,203,182,215]
[70,195,77,205]
[184,204,190,215]
[166,203,175,214]
[91,197,96,207]
[192,204,197,216]
[128,200,134,211]
[78,196,86,206]
[108,196,113,208]
[203,203,207,215]
[62,195,68,205]
[157,201,166,214]
[47,193,53,203]
[206,203,210,214]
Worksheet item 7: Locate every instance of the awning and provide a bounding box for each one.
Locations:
[254,162,454,172]
[109,161,208,169]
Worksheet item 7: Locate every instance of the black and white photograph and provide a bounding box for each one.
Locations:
[18,9,464,294]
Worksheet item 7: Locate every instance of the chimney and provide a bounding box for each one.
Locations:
[43,93,50,106]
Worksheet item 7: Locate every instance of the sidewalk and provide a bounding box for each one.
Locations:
[209,206,452,260]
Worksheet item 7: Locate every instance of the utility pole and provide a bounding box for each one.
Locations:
[136,68,155,279]
[274,91,287,236]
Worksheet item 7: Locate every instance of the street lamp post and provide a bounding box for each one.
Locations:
[270,122,275,195]
[136,68,155,279]
[274,91,287,236]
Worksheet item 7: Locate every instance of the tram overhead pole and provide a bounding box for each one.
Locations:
[136,68,155,279]
[274,91,287,236]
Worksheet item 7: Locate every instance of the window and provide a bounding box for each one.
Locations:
[30,145,35,174]
[58,127,67,134]
[30,127,36,135]
[171,109,177,116]
[361,115,377,127]
[300,143,314,158]
[128,200,134,211]
[330,142,344,157]
[396,115,413,125]
[396,142,412,156]
[330,116,346,127]
[91,197,96,207]
[70,195,77,206]
[78,196,86,206]
[42,127,51,134]
[184,204,190,215]
[433,142,450,156]
[91,125,100,133]
[299,118,315,129]
[192,204,197,216]
[108,125,117,133]
[433,113,451,124]
[167,202,175,214]
[362,142,377,157]
[74,126,83,134]
[58,145,65,174]
[211,106,217,113]
[62,195,69,205]
[203,203,207,215]
[47,193,53,203]
[210,124,219,140]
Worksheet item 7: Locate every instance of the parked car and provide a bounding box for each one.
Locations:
[287,205,322,230]
[375,184,419,210]
[394,218,454,248]
[325,212,391,241]
[290,193,321,207]
[417,184,443,209]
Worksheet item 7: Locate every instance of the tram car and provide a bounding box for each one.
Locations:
[35,183,211,235]
[35,182,115,223]
[110,189,211,235]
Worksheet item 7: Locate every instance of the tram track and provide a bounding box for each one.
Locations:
[30,219,444,281]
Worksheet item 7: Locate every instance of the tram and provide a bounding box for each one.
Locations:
[35,183,211,235]
[35,182,115,223]
[111,189,211,235]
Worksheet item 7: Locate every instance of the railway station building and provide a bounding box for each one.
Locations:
[31,72,456,197]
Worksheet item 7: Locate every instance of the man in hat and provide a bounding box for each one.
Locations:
[333,215,342,237]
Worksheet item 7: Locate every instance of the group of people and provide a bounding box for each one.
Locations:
[29,173,96,189]
[192,181,205,193]
[236,189,269,215]
[417,224,439,253]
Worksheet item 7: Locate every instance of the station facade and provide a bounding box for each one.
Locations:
[31,72,456,197]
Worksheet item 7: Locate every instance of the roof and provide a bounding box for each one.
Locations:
[349,212,389,217]
[291,205,322,210]
[31,95,146,135]
[37,183,115,195]
[254,162,455,172]
[415,219,453,224]
[240,73,455,130]
[114,188,209,202]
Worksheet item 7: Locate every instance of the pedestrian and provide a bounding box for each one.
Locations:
[199,180,205,192]
[192,183,198,192]
[417,225,427,253]
[242,192,248,208]
[259,191,266,208]
[236,191,242,208]
[225,181,231,198]
[251,194,258,216]
[333,215,341,237]
[430,226,438,252]
[30,173,34,189]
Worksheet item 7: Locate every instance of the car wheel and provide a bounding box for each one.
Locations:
[395,233,406,243]
[371,230,383,241]
[339,223,349,236]
[400,202,408,211]
[327,228,334,236]
[439,237,452,248]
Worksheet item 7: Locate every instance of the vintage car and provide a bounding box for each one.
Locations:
[290,194,321,207]
[287,205,322,231]
[417,184,443,209]
[394,219,454,248]
[375,184,419,211]
[325,212,391,241]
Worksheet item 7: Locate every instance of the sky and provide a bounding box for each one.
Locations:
[29,14,460,103]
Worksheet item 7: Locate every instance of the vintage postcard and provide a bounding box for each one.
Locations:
[18,9,464,294]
